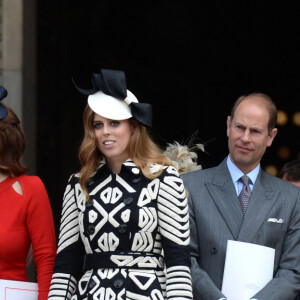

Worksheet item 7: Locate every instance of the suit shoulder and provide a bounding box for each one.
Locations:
[261,171,300,193]
[181,169,201,180]
[181,166,216,183]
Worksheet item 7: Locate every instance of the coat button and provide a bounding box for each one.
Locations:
[86,200,93,208]
[211,247,217,254]
[87,179,95,186]
[118,223,128,233]
[132,176,141,184]
[87,225,95,234]
[88,279,96,289]
[114,279,124,289]
[124,197,133,205]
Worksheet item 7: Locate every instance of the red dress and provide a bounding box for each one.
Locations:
[0,175,56,300]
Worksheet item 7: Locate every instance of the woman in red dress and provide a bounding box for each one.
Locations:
[0,86,57,300]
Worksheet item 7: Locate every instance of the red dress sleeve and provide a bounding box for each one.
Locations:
[22,176,57,300]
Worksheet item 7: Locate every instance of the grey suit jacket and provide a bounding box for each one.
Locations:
[182,158,300,300]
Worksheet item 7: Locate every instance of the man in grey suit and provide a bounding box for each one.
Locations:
[182,93,300,300]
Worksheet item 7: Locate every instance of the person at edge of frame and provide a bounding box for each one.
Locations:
[182,92,300,300]
[0,85,56,300]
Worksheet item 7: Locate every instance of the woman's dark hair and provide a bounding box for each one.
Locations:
[0,103,29,176]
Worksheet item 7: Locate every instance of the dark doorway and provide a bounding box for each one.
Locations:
[37,2,300,231]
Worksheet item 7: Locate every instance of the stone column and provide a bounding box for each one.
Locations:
[0,0,23,118]
[0,0,37,282]
[0,0,37,172]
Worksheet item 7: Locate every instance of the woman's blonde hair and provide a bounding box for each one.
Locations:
[78,105,172,199]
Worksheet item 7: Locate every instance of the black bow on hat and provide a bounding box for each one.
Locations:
[0,86,8,120]
[73,69,152,127]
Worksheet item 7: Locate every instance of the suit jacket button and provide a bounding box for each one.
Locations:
[118,223,128,233]
[132,176,141,184]
[114,279,124,289]
[86,200,94,208]
[88,279,96,289]
[211,247,217,254]
[87,225,95,234]
[124,197,134,205]
[87,179,95,186]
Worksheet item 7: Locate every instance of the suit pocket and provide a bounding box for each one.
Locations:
[259,221,287,249]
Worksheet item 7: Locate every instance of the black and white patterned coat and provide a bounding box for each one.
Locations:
[48,160,193,300]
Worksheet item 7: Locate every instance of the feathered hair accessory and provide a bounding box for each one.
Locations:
[164,141,204,174]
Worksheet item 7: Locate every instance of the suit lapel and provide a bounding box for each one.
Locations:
[237,169,280,242]
[206,160,244,239]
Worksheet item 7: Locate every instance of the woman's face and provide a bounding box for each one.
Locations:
[93,114,134,168]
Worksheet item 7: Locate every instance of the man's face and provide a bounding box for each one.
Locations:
[227,97,277,174]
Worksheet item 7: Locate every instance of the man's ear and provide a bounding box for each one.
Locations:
[267,128,278,147]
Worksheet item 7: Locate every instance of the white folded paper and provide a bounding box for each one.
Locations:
[221,240,275,300]
[0,279,38,300]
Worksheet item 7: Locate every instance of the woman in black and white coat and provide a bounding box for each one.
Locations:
[48,69,193,300]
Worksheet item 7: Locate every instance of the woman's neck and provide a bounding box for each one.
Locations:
[107,163,122,174]
[106,157,129,174]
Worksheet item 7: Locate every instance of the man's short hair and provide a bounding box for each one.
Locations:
[230,92,277,134]
[279,159,300,182]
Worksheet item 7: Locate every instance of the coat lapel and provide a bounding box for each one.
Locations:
[237,169,280,242]
[206,159,244,239]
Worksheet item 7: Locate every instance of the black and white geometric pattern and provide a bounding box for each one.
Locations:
[48,160,193,299]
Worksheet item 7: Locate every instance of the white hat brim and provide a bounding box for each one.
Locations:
[88,90,138,120]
